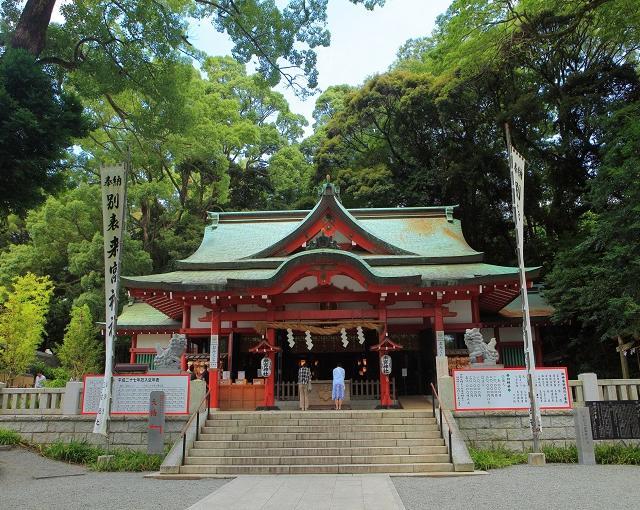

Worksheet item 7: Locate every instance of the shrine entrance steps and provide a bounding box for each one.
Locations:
[179,409,454,475]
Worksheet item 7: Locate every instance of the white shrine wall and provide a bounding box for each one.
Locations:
[444,300,473,324]
[136,333,172,349]
[190,305,211,327]
[236,303,266,329]
[331,275,365,291]
[499,326,524,342]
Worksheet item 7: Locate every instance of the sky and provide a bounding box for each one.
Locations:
[189,0,452,132]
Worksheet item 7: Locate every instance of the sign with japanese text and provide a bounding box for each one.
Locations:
[381,354,392,375]
[436,331,446,357]
[260,357,272,377]
[94,164,128,435]
[507,126,542,436]
[453,367,571,411]
[586,401,640,440]
[83,374,189,415]
[209,334,219,369]
[147,391,166,454]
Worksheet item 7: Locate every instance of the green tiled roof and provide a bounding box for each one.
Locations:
[499,288,553,318]
[123,183,538,294]
[122,258,538,292]
[117,302,181,328]
[177,184,479,268]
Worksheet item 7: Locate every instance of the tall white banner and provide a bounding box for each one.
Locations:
[94,164,128,436]
[506,125,543,444]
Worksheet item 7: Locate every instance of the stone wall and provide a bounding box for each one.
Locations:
[0,415,187,450]
[453,410,575,451]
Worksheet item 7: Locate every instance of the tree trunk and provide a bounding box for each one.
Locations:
[10,0,56,56]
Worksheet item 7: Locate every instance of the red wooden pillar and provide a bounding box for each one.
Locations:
[378,308,391,408]
[209,310,220,409]
[181,302,191,372]
[129,334,137,363]
[534,324,544,367]
[264,327,276,408]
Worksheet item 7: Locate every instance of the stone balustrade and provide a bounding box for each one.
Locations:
[0,387,66,415]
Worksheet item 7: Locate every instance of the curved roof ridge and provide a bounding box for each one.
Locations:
[244,183,417,258]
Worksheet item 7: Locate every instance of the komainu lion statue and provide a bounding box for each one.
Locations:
[463,328,499,364]
[154,334,187,370]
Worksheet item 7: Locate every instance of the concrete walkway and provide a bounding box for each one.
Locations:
[187,475,406,510]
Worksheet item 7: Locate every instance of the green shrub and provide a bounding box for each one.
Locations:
[469,446,527,470]
[43,440,104,464]
[43,367,71,388]
[596,444,640,465]
[0,428,22,445]
[91,449,164,472]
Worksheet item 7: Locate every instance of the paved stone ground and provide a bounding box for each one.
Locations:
[393,464,640,510]
[187,474,405,510]
[5,447,640,510]
[0,448,228,510]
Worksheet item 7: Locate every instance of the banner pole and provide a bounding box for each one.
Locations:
[93,161,129,437]
[505,123,543,455]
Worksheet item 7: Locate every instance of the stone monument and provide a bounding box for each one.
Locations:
[153,333,187,372]
[463,328,499,365]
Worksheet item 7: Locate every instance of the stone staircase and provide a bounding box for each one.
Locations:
[179,409,453,475]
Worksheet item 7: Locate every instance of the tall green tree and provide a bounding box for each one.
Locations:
[544,102,640,374]
[0,273,54,385]
[0,49,88,215]
[57,304,103,381]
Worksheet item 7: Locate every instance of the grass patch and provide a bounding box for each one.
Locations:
[41,440,164,472]
[596,444,640,465]
[91,449,164,472]
[43,440,104,464]
[468,446,527,470]
[0,428,22,445]
[542,445,578,463]
[471,444,640,469]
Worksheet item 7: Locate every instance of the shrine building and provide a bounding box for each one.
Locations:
[119,181,548,410]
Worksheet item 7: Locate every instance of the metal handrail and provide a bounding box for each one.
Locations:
[179,389,210,466]
[430,383,453,464]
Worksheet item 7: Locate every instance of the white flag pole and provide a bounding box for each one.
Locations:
[505,124,543,455]
[94,162,129,437]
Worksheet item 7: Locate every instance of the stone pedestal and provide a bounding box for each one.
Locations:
[528,452,546,466]
[62,381,83,415]
[435,356,449,380]
[578,373,599,402]
[437,376,455,409]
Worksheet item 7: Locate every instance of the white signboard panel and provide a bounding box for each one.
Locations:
[210,334,219,369]
[83,374,189,415]
[453,367,571,411]
[436,331,445,357]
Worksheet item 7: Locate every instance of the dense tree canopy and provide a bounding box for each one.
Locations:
[0,0,638,375]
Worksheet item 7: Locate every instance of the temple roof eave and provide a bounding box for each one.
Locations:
[122,263,541,293]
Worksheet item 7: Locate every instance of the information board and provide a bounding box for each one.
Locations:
[453,367,571,411]
[586,401,640,440]
[82,374,190,415]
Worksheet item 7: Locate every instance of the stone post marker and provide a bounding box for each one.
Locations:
[148,391,165,454]
[574,406,596,465]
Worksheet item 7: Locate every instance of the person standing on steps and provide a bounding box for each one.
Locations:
[332,362,345,410]
[298,361,312,411]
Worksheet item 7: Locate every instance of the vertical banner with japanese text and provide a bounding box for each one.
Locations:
[94,164,128,436]
[506,125,543,442]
